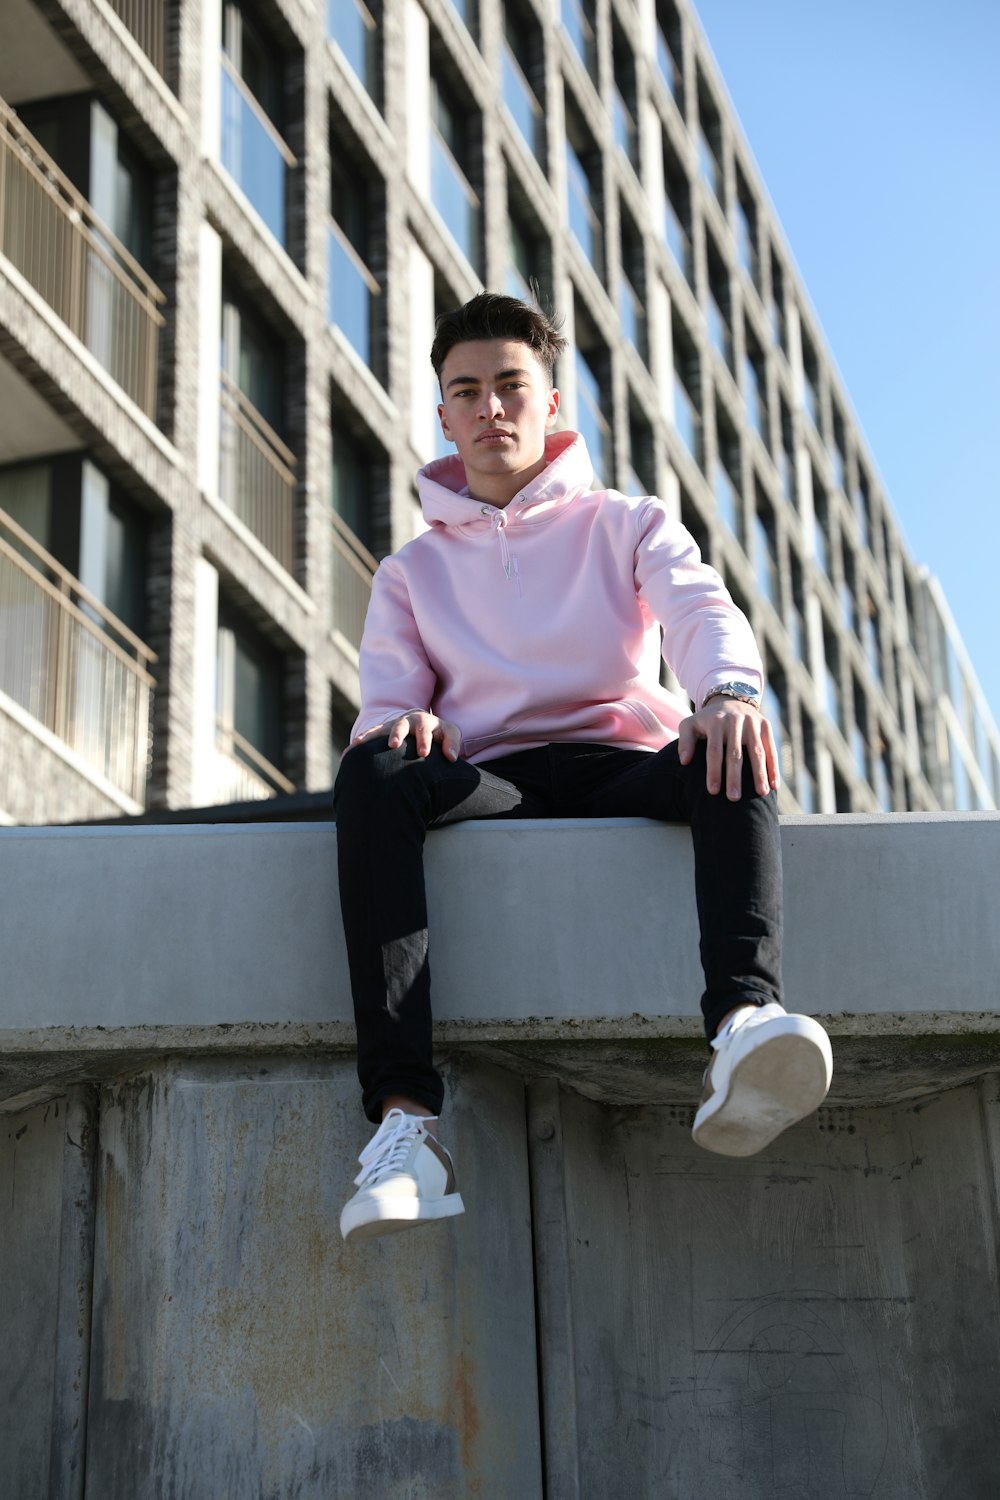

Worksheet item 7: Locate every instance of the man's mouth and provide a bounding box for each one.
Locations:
[477,429,514,444]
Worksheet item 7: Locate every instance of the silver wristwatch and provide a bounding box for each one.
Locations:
[701,680,761,709]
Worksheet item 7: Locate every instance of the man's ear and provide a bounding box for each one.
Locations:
[437,403,450,439]
[546,387,560,426]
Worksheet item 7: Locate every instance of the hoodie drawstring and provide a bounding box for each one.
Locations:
[482,507,521,589]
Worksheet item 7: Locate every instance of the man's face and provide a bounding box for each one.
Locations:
[437,338,560,505]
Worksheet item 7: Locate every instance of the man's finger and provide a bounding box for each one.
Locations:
[439,721,462,761]
[387,715,410,749]
[725,717,745,801]
[705,717,726,795]
[677,717,697,764]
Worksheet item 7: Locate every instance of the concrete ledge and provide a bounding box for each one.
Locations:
[2,813,999,1107]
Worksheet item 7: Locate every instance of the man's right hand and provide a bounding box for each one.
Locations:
[351,712,463,761]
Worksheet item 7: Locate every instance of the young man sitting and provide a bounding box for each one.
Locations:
[335,293,832,1243]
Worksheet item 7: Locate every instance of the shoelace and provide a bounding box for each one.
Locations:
[353,1108,423,1188]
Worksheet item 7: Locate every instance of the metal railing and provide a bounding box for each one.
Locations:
[0,508,156,804]
[0,97,166,418]
[106,0,167,76]
[215,720,294,801]
[219,370,296,573]
[330,509,376,653]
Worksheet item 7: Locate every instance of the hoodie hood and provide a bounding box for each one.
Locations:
[416,429,589,528]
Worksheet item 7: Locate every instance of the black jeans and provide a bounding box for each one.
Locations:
[334,737,783,1123]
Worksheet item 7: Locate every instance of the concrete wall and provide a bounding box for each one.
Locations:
[2,815,999,1496]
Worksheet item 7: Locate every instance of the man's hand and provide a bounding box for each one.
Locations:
[677,698,778,799]
[351,712,463,762]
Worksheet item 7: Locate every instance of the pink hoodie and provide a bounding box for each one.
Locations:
[351,431,763,764]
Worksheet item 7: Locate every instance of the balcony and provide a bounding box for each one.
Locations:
[328,219,378,367]
[0,507,155,805]
[0,98,165,418]
[219,371,296,573]
[220,57,294,246]
[330,509,376,655]
[107,0,167,76]
[214,719,294,802]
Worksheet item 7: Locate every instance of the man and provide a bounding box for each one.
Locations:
[335,293,832,1243]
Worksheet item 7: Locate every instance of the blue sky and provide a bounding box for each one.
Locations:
[689,0,1000,722]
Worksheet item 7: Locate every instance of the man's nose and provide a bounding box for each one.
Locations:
[478,390,505,420]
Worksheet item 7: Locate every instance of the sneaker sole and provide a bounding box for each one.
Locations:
[692,1024,832,1158]
[340,1192,465,1243]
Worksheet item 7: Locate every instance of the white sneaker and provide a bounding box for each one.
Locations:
[340,1108,465,1243]
[692,1002,833,1157]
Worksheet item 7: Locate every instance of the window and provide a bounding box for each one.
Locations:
[430,77,481,271]
[671,325,700,462]
[778,401,796,507]
[561,0,597,80]
[328,0,378,99]
[840,548,858,633]
[502,3,543,162]
[216,600,286,789]
[574,338,610,486]
[824,634,843,734]
[611,29,639,170]
[696,81,723,201]
[862,598,881,683]
[662,136,691,280]
[874,744,892,812]
[705,245,732,370]
[565,114,602,277]
[831,407,847,492]
[799,713,818,812]
[789,555,807,665]
[714,412,742,541]
[734,174,759,285]
[801,335,821,431]
[331,422,374,549]
[221,2,293,245]
[812,471,831,575]
[762,659,791,785]
[855,468,871,551]
[743,334,767,445]
[851,683,869,783]
[329,162,380,370]
[655,1,683,103]
[619,210,644,356]
[770,253,787,352]
[754,495,779,610]
[626,409,655,497]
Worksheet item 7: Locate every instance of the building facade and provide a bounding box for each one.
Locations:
[0,0,997,823]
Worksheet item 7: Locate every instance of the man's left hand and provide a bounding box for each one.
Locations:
[677,698,779,799]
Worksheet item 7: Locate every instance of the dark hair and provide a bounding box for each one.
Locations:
[431,291,567,386]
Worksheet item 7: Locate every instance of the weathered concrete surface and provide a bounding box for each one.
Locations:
[82,1055,539,1500]
[1,814,999,1109]
[529,1074,1000,1499]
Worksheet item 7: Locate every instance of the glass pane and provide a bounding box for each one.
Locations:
[502,44,541,159]
[735,200,755,280]
[673,375,698,458]
[566,140,596,266]
[656,28,678,97]
[430,131,479,267]
[612,88,636,164]
[707,294,730,366]
[743,356,763,436]
[664,195,689,278]
[561,0,592,69]
[328,0,375,89]
[619,271,640,350]
[221,66,286,245]
[332,428,369,544]
[328,222,372,364]
[0,463,52,552]
[575,348,607,485]
[697,128,719,197]
[755,515,778,607]
[714,463,739,535]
